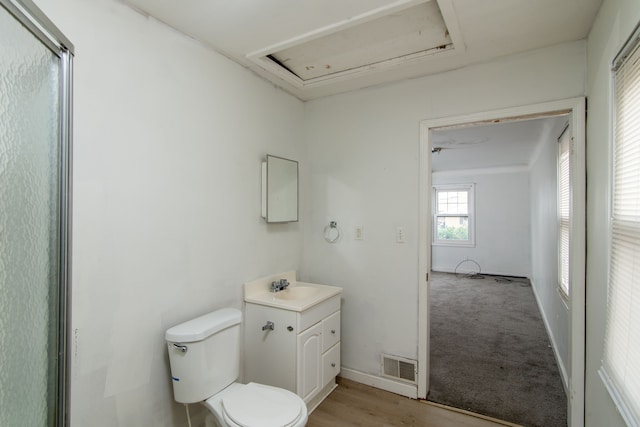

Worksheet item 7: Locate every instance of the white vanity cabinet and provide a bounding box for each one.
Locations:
[244,294,341,408]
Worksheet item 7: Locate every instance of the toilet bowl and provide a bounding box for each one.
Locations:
[165,308,308,427]
[203,382,307,427]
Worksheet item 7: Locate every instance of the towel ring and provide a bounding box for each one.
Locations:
[324,221,342,243]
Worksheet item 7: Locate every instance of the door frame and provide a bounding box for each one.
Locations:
[417,97,586,427]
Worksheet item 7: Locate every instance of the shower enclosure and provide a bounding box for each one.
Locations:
[0,0,73,425]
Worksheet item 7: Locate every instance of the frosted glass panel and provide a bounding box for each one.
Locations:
[0,6,61,426]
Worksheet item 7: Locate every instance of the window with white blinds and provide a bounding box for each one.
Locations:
[600,24,640,427]
[558,127,571,298]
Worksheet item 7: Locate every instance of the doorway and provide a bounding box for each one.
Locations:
[429,113,569,426]
[0,1,73,425]
[417,98,586,427]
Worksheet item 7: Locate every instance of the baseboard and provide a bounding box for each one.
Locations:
[529,278,569,392]
[339,368,418,399]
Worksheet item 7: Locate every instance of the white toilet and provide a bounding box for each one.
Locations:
[165,308,308,427]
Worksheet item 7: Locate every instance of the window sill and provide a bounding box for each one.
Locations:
[599,367,640,427]
[557,286,569,310]
[432,241,476,248]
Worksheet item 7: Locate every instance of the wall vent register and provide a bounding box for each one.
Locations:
[382,354,417,383]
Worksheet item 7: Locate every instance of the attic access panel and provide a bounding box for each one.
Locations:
[260,0,453,83]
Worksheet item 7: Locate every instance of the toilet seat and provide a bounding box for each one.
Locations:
[220,383,305,427]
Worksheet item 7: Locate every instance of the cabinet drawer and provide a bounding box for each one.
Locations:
[322,342,340,386]
[322,310,340,352]
[298,295,340,332]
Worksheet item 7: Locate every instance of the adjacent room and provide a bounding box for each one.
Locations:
[2,0,640,426]
[428,115,570,427]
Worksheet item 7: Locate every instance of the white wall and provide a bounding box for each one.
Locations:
[33,0,304,426]
[432,168,531,277]
[302,41,586,382]
[24,0,627,422]
[529,128,569,388]
[585,0,640,425]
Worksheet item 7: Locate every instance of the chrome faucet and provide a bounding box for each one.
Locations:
[270,279,290,292]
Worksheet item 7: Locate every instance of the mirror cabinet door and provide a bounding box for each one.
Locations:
[265,155,298,223]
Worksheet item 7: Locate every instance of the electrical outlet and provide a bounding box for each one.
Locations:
[396,226,406,243]
[354,225,364,240]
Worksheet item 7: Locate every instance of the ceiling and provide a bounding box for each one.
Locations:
[431,115,569,172]
[122,0,602,101]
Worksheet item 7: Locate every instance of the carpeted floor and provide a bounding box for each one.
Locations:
[428,271,567,427]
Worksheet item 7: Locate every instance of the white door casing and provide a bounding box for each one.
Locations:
[417,97,586,427]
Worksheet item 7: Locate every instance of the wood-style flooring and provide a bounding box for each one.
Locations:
[307,378,521,427]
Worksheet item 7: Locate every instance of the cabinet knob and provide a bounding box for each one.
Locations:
[287,326,294,332]
[331,330,336,334]
[331,363,336,367]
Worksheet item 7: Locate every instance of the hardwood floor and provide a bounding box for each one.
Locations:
[307,378,521,427]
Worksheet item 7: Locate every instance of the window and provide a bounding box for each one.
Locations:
[600,23,640,427]
[558,125,571,299]
[433,184,475,247]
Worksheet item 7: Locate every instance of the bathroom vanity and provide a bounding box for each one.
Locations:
[243,272,342,411]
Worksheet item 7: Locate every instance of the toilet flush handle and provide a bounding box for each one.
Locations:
[173,343,188,353]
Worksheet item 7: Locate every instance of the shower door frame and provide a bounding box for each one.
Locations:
[0,0,74,425]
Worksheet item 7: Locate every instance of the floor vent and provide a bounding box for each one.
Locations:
[381,354,417,384]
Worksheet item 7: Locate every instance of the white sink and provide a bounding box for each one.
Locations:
[275,286,320,301]
[244,272,342,312]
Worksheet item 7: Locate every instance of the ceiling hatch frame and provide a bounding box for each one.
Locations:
[246,0,465,90]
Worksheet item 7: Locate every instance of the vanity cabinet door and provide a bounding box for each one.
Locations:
[296,322,322,403]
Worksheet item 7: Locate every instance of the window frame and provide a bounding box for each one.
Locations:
[599,19,640,427]
[557,123,571,301]
[432,183,475,247]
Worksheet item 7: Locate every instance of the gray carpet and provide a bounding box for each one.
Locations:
[428,272,567,427]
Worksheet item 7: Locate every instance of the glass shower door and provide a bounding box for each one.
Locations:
[0,1,72,425]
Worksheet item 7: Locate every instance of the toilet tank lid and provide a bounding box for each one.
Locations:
[165,308,241,343]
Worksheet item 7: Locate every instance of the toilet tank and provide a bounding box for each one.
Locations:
[165,308,241,403]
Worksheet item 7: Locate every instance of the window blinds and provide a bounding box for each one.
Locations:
[601,28,640,427]
[558,128,571,297]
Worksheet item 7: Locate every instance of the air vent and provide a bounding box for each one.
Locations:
[381,354,417,383]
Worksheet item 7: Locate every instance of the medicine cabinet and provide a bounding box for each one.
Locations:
[262,155,299,223]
